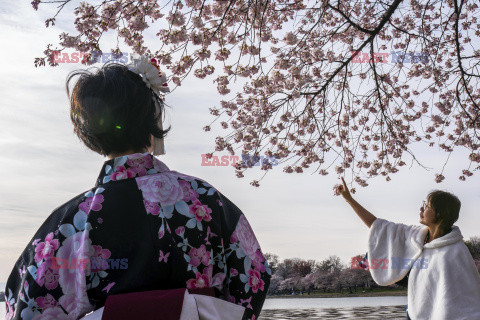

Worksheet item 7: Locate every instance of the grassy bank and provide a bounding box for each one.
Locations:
[267,287,407,299]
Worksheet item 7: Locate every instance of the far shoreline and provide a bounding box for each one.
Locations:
[267,289,407,299]
[0,289,409,303]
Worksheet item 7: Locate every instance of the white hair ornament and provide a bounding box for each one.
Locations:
[127,54,170,155]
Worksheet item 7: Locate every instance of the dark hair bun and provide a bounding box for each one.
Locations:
[66,62,170,156]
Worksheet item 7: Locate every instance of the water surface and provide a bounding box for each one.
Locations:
[263,296,407,309]
[0,296,408,319]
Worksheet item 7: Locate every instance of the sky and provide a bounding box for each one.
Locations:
[0,0,479,288]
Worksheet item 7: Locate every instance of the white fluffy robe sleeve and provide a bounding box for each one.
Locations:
[368,218,480,320]
[368,218,426,285]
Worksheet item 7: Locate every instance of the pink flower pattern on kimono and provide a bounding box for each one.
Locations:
[188,245,209,267]
[153,159,169,173]
[230,268,239,277]
[58,293,94,319]
[186,264,212,289]
[93,245,111,259]
[36,259,59,290]
[189,199,212,222]
[247,269,265,293]
[251,250,266,273]
[143,200,160,215]
[126,153,153,175]
[56,231,94,295]
[175,226,185,236]
[6,153,270,320]
[136,173,183,205]
[90,245,111,273]
[79,194,104,215]
[211,272,226,288]
[179,180,199,202]
[34,233,60,263]
[32,307,68,320]
[110,166,135,181]
[232,215,260,260]
[5,299,15,320]
[36,294,58,309]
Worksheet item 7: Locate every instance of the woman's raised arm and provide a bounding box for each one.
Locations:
[337,177,377,228]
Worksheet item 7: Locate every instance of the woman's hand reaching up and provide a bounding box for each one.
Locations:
[335,177,353,201]
[335,177,377,228]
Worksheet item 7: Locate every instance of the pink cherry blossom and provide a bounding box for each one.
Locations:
[34,233,60,263]
[90,245,111,273]
[186,272,210,289]
[36,294,59,309]
[175,226,185,236]
[188,245,209,267]
[230,268,239,277]
[186,265,212,289]
[189,199,212,222]
[178,180,199,203]
[79,194,104,214]
[110,166,135,181]
[247,268,265,293]
[36,259,59,290]
[33,0,480,186]
[126,153,154,176]
[283,32,298,45]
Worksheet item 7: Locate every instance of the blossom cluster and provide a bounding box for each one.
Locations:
[33,0,480,187]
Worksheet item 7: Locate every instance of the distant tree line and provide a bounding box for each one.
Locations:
[265,236,480,296]
[0,237,479,300]
[465,236,480,273]
[265,253,379,296]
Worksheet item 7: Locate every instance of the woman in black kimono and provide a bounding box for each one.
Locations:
[4,57,270,320]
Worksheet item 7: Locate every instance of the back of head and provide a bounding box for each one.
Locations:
[66,62,170,156]
[427,190,461,233]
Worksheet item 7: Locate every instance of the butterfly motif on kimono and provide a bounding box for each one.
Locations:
[18,266,27,277]
[240,296,253,309]
[205,226,217,245]
[102,282,116,293]
[159,250,170,263]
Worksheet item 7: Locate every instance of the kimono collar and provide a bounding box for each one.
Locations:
[96,152,170,186]
[423,225,464,249]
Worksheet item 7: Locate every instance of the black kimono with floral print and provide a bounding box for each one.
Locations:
[5,153,271,320]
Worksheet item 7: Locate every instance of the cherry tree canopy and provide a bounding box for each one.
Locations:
[32,0,480,188]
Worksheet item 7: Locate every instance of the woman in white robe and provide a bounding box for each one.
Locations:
[336,178,480,320]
